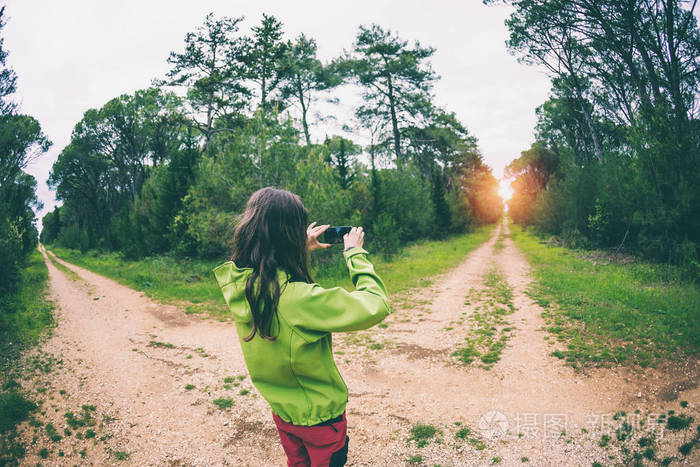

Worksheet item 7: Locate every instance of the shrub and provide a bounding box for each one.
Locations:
[0,391,36,434]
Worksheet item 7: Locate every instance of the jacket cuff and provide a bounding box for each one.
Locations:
[343,246,368,260]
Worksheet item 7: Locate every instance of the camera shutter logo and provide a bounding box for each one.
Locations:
[478,410,508,438]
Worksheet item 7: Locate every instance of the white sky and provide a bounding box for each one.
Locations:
[4,0,552,229]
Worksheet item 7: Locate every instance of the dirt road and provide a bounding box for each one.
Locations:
[22,223,699,466]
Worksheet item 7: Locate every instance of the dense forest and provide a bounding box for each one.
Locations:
[40,14,503,261]
[487,0,700,267]
[0,6,50,296]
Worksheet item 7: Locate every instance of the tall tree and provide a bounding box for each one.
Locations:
[0,173,42,292]
[48,140,111,247]
[0,7,15,115]
[48,89,186,250]
[344,24,438,161]
[500,1,603,161]
[70,89,184,201]
[0,114,51,194]
[246,14,287,114]
[405,109,481,176]
[243,14,289,188]
[0,5,50,293]
[280,34,342,145]
[158,13,249,155]
[0,6,50,196]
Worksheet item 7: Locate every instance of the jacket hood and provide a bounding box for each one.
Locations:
[212,261,290,323]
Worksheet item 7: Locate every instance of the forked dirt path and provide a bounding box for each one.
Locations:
[22,226,699,466]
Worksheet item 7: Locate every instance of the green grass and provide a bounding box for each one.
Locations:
[47,226,493,319]
[484,269,513,305]
[666,414,693,431]
[468,437,486,450]
[111,450,130,461]
[408,423,441,448]
[0,250,54,371]
[212,397,234,410]
[0,249,54,466]
[0,390,36,434]
[493,231,505,252]
[45,423,61,442]
[510,224,700,368]
[678,425,700,457]
[64,405,96,429]
[149,340,175,349]
[452,267,515,369]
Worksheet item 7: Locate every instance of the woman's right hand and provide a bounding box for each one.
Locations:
[343,226,364,250]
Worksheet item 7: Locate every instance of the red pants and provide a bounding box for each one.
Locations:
[272,412,349,467]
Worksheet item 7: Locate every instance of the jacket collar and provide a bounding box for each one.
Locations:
[212,261,291,323]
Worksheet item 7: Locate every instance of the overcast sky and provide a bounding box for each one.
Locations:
[5,0,552,229]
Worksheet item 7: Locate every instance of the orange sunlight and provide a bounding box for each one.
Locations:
[498,179,513,202]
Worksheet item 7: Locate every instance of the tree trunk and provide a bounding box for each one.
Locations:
[386,74,402,160]
[257,112,264,188]
[261,74,267,115]
[568,73,603,163]
[297,80,311,146]
[370,146,380,217]
[204,103,213,156]
[205,48,216,157]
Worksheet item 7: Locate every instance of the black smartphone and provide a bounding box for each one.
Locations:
[323,226,352,245]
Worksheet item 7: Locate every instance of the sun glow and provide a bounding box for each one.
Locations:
[498,179,514,202]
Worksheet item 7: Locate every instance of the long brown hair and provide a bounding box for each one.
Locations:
[231,187,313,341]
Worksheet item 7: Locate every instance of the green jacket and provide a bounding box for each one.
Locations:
[213,247,391,426]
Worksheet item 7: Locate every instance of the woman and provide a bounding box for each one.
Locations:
[213,187,391,467]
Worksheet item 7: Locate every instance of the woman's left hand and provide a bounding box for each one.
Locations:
[307,222,331,252]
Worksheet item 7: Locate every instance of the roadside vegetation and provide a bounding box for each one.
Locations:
[511,225,700,369]
[48,226,493,318]
[0,250,54,370]
[0,250,56,466]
